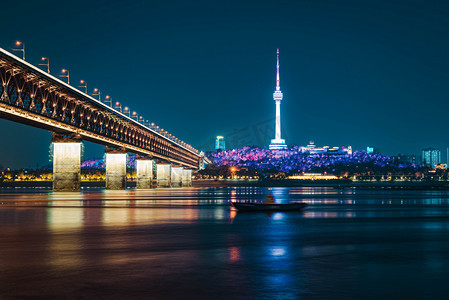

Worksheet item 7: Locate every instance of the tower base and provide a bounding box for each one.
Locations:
[269,139,287,150]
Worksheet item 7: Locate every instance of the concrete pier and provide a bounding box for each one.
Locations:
[182,169,193,187]
[171,166,183,187]
[52,134,81,192]
[157,164,172,188]
[136,157,154,189]
[105,147,127,190]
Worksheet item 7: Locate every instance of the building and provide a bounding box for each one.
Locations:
[367,147,381,154]
[199,151,211,170]
[269,49,287,150]
[215,136,225,151]
[300,141,352,155]
[422,148,441,167]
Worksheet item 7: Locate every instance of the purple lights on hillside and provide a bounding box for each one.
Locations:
[81,155,137,169]
[207,146,418,174]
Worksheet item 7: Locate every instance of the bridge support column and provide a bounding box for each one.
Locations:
[105,147,127,190]
[156,163,172,188]
[182,169,193,187]
[52,134,82,192]
[171,166,183,187]
[136,157,154,189]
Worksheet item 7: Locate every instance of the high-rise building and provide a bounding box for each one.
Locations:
[269,49,287,150]
[215,136,225,151]
[422,148,441,167]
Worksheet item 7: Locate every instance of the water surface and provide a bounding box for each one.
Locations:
[1,187,449,299]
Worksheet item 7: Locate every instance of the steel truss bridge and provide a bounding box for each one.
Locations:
[0,47,199,169]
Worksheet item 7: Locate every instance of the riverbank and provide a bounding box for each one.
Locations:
[2,179,449,189]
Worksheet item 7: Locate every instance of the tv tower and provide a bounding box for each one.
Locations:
[269,48,287,150]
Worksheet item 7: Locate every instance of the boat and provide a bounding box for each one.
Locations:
[231,191,306,212]
[231,201,307,212]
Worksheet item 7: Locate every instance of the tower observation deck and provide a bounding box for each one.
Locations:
[269,48,287,150]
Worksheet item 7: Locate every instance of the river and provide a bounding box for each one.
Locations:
[1,187,449,299]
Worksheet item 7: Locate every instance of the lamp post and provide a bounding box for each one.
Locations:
[105,95,112,107]
[59,69,70,84]
[123,106,130,116]
[132,111,138,121]
[139,116,144,124]
[13,41,25,60]
[79,80,87,93]
[114,101,122,112]
[92,88,101,101]
[39,57,50,73]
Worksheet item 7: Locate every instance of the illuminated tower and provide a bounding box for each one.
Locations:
[269,48,287,150]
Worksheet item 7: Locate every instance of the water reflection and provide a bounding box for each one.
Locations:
[2,187,449,298]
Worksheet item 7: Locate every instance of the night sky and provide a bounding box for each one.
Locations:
[1,0,448,168]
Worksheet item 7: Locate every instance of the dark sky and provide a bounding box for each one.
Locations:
[1,0,449,168]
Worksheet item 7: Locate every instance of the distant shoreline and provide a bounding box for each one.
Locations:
[1,179,449,190]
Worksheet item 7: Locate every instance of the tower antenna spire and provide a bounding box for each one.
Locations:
[276,48,280,91]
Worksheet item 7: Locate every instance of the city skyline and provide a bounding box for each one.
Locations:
[1,0,449,168]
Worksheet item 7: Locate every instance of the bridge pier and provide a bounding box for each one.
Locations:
[136,157,154,189]
[52,134,82,192]
[182,169,193,187]
[156,163,172,188]
[105,147,127,190]
[171,166,184,187]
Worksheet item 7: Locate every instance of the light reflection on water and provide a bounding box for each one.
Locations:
[2,187,449,299]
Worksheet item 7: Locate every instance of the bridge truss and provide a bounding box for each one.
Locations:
[0,48,199,169]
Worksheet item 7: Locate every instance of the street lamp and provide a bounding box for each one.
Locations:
[39,57,50,73]
[114,101,122,112]
[139,116,146,125]
[92,88,101,101]
[79,80,87,93]
[123,106,130,116]
[105,95,112,107]
[132,111,138,121]
[13,41,25,60]
[59,69,70,84]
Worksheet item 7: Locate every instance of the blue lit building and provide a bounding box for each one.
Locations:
[215,136,225,151]
[422,148,441,167]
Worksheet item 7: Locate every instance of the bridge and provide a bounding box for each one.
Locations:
[0,47,201,191]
